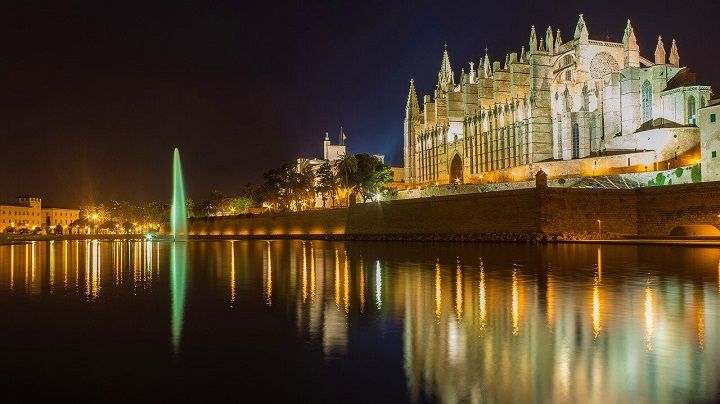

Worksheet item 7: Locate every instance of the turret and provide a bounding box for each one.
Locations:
[554,29,563,51]
[403,79,420,185]
[529,25,538,52]
[545,26,554,54]
[669,39,680,67]
[654,36,666,65]
[622,19,640,67]
[574,14,589,43]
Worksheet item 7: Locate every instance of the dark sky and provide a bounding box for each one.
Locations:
[2,0,719,207]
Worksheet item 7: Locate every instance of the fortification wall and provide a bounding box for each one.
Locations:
[346,189,539,235]
[186,181,720,239]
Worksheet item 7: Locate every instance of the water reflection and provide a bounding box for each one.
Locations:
[170,242,187,355]
[0,240,718,402]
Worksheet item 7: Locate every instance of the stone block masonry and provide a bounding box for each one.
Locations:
[187,180,720,240]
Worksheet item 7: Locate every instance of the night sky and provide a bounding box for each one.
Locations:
[2,0,719,207]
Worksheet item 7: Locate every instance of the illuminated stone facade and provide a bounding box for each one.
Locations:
[0,196,79,232]
[403,15,712,185]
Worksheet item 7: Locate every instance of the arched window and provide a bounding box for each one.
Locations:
[688,96,697,125]
[572,123,580,159]
[641,80,653,123]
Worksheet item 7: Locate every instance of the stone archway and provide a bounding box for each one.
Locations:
[450,154,463,184]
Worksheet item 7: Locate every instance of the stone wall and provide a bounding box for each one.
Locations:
[346,189,539,235]
[540,187,638,234]
[636,182,720,235]
[187,181,720,239]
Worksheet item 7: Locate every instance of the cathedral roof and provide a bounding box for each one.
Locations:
[664,67,696,91]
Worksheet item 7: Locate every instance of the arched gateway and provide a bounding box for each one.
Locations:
[450,154,463,184]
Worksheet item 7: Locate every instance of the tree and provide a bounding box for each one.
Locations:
[316,161,339,208]
[336,154,358,206]
[351,153,394,202]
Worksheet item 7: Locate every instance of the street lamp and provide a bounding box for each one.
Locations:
[597,219,602,237]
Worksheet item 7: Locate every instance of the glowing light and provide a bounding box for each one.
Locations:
[511,269,519,336]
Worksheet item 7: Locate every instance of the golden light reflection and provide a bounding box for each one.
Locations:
[479,261,486,330]
[334,249,340,309]
[455,259,463,321]
[310,243,316,302]
[9,245,14,291]
[359,256,365,314]
[697,304,705,350]
[230,241,236,306]
[547,272,554,328]
[63,241,68,288]
[512,268,519,336]
[644,282,654,351]
[301,242,307,303]
[597,246,602,281]
[592,276,601,340]
[343,251,350,314]
[264,241,272,306]
[49,240,55,288]
[31,242,36,285]
[375,260,382,309]
[435,259,441,320]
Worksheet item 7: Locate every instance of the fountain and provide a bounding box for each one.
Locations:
[170,147,188,356]
[171,147,187,240]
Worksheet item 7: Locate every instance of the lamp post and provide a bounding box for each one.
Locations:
[597,219,602,238]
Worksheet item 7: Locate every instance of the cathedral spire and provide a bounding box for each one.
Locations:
[437,45,454,90]
[520,46,526,63]
[406,79,420,114]
[545,26,554,54]
[529,25,538,52]
[654,35,666,65]
[482,48,491,78]
[574,14,589,43]
[669,39,680,67]
[623,19,639,67]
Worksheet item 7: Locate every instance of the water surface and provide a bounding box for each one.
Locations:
[0,240,718,402]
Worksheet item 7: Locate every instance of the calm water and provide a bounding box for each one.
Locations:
[0,240,718,402]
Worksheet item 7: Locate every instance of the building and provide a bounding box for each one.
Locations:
[1,196,80,233]
[700,100,720,181]
[404,15,711,186]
